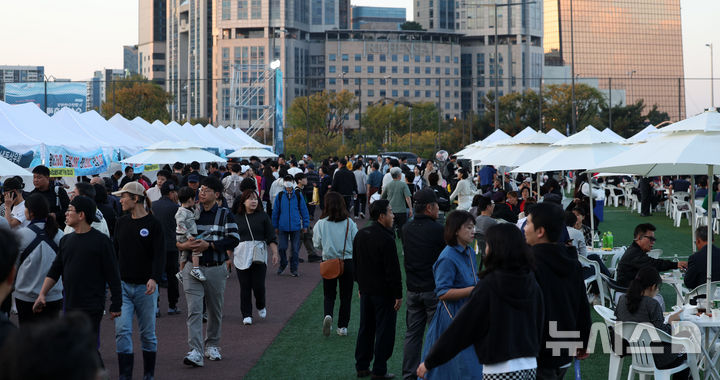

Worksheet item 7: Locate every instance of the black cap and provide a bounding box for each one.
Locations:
[70,196,99,224]
[161,181,178,196]
[413,188,438,205]
[188,174,200,183]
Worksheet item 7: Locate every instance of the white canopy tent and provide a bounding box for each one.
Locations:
[121,141,226,165]
[601,128,625,143]
[228,146,279,158]
[455,129,511,158]
[545,128,566,141]
[0,155,32,176]
[626,124,657,144]
[80,111,149,153]
[590,110,720,315]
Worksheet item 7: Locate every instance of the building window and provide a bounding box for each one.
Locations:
[368,89,374,97]
[392,78,398,85]
[355,54,362,61]
[414,55,420,62]
[403,55,410,62]
[392,89,398,97]
[414,67,420,74]
[392,55,398,62]
[222,0,231,19]
[329,66,336,73]
[251,0,261,19]
[380,54,386,61]
[342,66,349,73]
[368,78,374,85]
[342,54,348,61]
[403,67,409,74]
[403,78,409,85]
[329,78,336,84]
[379,66,386,73]
[367,66,374,73]
[425,67,431,74]
[414,78,420,85]
[425,90,431,97]
[392,66,398,73]
[425,56,431,62]
[355,66,362,73]
[380,90,386,97]
[425,78,431,86]
[329,54,336,61]
[403,90,410,97]
[415,90,421,97]
[445,56,450,63]
[435,56,441,63]
[367,54,374,61]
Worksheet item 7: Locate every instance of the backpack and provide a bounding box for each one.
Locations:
[18,224,59,268]
[276,189,305,228]
[224,176,242,208]
[440,162,451,180]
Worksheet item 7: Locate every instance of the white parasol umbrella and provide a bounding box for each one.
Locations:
[455,129,511,158]
[512,125,630,234]
[228,146,278,159]
[0,156,32,177]
[590,110,720,308]
[625,124,657,144]
[545,128,566,142]
[121,140,226,164]
[601,128,626,143]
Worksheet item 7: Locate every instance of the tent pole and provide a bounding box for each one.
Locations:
[691,176,697,252]
[707,165,714,306]
[589,179,595,239]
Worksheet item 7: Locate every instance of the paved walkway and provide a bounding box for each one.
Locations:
[97,249,322,379]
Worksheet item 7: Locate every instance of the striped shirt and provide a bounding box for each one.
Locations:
[195,204,240,264]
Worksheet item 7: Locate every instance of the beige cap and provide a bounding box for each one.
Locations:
[112,181,146,197]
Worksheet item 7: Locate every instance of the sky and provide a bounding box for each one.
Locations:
[0,0,718,117]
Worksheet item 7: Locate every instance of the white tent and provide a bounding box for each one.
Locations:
[228,146,279,158]
[0,155,32,176]
[132,117,178,143]
[474,131,558,168]
[122,141,226,165]
[545,128,566,141]
[108,114,157,147]
[54,108,143,153]
[455,129,511,158]
[601,128,625,143]
[80,110,148,153]
[626,124,657,144]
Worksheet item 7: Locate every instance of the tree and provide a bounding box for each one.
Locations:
[284,90,358,158]
[599,99,645,137]
[101,75,172,122]
[644,104,670,126]
[400,21,424,31]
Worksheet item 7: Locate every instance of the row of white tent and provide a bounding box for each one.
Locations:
[0,100,271,156]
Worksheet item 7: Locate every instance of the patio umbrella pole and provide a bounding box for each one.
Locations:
[707,165,714,307]
[691,176,697,252]
[590,181,595,240]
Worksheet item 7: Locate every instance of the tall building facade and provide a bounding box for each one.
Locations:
[213,0,351,132]
[139,0,167,85]
[123,45,139,75]
[351,6,406,30]
[543,0,685,120]
[167,0,214,121]
[0,65,44,100]
[324,30,462,128]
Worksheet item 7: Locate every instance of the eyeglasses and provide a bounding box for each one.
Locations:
[643,235,657,242]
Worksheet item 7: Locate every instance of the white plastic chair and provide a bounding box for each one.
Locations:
[672,199,692,227]
[593,305,624,380]
[579,255,606,305]
[606,185,625,207]
[617,322,700,380]
[694,204,708,228]
[683,280,720,305]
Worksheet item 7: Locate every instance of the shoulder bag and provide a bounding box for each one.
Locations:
[320,219,349,280]
[245,214,268,264]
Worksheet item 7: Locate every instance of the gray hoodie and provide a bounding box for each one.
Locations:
[13,222,64,303]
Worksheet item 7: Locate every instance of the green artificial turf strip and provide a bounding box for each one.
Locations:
[246,205,709,379]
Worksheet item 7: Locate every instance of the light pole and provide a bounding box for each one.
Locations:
[707,43,714,109]
[627,70,636,105]
[470,1,536,130]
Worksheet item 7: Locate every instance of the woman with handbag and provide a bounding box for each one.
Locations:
[420,210,483,379]
[231,189,279,326]
[312,191,358,337]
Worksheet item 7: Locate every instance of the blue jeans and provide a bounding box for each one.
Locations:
[278,230,302,272]
[115,281,159,354]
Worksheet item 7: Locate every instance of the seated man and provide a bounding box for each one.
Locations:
[616,223,687,289]
[684,226,720,290]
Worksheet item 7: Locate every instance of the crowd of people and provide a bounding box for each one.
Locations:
[0,151,717,380]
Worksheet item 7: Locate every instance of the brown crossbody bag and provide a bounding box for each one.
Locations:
[320,219,349,280]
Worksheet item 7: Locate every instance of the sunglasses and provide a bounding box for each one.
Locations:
[642,235,657,242]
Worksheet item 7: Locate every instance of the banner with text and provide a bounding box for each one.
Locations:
[0,145,41,168]
[46,146,108,176]
[275,68,284,155]
[4,82,87,115]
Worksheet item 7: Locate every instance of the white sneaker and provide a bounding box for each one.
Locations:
[243,317,253,325]
[190,268,207,281]
[322,315,332,337]
[183,349,204,367]
[258,308,267,319]
[204,346,222,361]
[337,327,348,336]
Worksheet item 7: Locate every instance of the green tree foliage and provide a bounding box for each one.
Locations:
[284,90,358,157]
[644,104,670,126]
[400,21,424,31]
[101,75,171,122]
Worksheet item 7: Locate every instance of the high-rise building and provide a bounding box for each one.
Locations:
[124,45,139,75]
[350,6,406,30]
[213,0,351,132]
[139,0,167,85]
[543,0,685,120]
[167,0,213,121]
[0,65,44,100]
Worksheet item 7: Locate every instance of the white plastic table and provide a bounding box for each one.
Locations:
[681,311,720,379]
[661,272,688,307]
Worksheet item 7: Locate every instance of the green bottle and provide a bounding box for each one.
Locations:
[607,231,614,249]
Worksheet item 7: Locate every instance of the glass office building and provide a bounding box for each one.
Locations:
[544,0,685,120]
